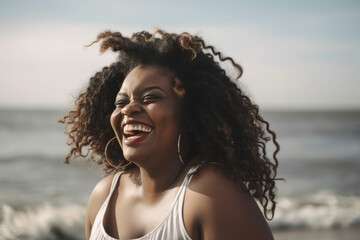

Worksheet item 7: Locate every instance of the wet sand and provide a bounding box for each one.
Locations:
[273,228,360,240]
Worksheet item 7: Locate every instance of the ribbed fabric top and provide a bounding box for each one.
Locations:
[89,166,197,240]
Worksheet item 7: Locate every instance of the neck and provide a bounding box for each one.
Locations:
[136,154,186,201]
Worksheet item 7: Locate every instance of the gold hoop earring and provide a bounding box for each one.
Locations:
[104,137,132,169]
[177,134,185,165]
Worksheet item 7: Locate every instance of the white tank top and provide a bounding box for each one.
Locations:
[89,166,197,240]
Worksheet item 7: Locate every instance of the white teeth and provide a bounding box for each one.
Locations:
[123,124,152,133]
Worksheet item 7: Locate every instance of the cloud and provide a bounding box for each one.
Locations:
[0,23,136,108]
[0,22,359,110]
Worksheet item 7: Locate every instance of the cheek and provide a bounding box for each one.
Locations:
[149,104,182,135]
[110,108,122,133]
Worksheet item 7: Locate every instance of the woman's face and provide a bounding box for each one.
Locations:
[110,65,183,164]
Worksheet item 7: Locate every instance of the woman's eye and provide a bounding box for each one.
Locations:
[143,95,159,102]
[115,100,128,107]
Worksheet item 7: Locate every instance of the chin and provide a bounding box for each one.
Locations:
[122,148,148,163]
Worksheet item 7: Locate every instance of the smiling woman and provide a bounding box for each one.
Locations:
[111,66,183,166]
[60,29,280,240]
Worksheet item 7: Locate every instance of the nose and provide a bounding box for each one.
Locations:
[120,100,142,116]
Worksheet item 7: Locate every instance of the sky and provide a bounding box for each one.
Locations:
[0,0,359,110]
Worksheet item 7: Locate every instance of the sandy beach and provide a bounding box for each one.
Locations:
[274,228,360,240]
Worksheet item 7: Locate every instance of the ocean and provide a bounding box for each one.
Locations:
[0,109,359,240]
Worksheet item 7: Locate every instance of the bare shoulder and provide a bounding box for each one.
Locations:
[87,174,116,224]
[189,165,242,195]
[85,173,117,239]
[185,165,274,240]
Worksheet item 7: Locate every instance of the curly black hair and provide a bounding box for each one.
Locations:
[59,29,280,220]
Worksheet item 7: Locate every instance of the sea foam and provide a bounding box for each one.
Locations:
[271,191,360,230]
[1,192,360,240]
[0,204,85,240]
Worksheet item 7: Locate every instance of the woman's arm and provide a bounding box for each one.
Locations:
[186,166,274,240]
[85,174,115,240]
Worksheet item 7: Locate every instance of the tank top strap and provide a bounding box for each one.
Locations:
[98,171,123,214]
[179,164,200,189]
[180,162,224,190]
[187,165,200,175]
[89,171,123,240]
[109,171,123,194]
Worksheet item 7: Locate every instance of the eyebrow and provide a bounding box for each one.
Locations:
[141,86,166,94]
[116,86,166,97]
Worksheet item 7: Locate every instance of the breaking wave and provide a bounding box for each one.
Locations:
[1,191,360,239]
[270,191,360,230]
[0,204,85,240]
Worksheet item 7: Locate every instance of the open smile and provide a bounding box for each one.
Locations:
[121,121,153,144]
